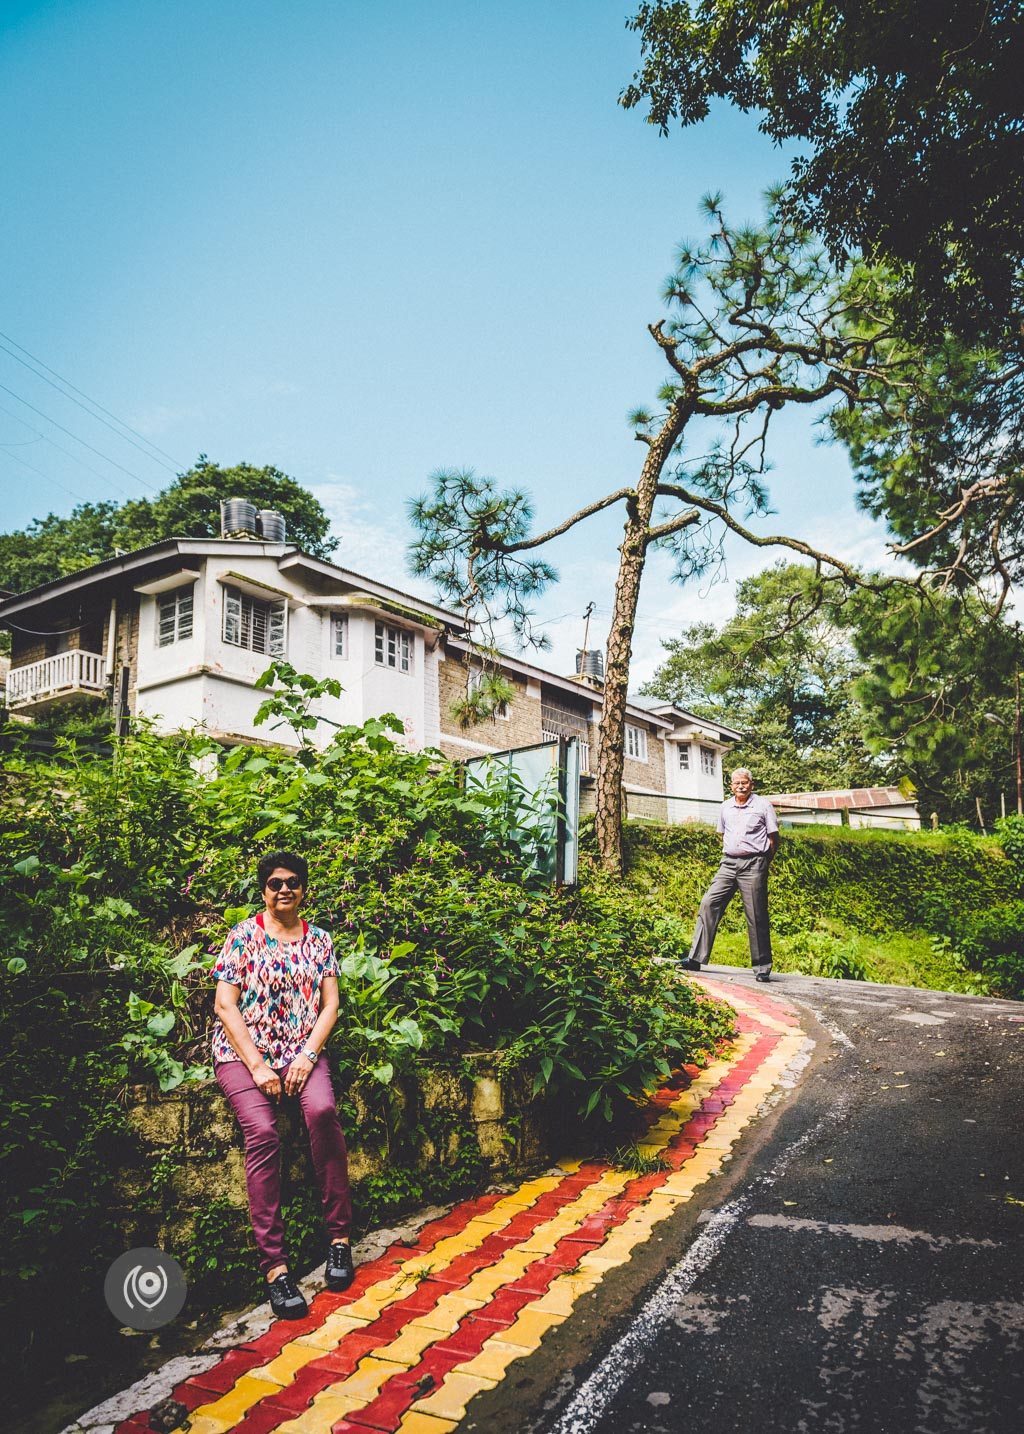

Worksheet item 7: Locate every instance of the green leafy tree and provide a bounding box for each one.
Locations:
[0,457,337,597]
[112,456,337,559]
[843,586,1021,823]
[826,289,1024,606]
[641,562,890,792]
[0,501,121,596]
[409,197,896,873]
[622,0,1024,347]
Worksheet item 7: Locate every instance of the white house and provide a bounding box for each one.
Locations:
[0,528,740,815]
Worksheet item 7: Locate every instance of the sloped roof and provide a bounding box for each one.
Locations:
[767,786,918,811]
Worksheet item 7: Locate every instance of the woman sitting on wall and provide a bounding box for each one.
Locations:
[213,849,355,1320]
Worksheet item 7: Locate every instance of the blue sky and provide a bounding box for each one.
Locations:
[0,0,889,681]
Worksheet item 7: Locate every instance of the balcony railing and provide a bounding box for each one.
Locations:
[7,650,107,708]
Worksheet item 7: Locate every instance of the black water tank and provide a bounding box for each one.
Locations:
[220,498,257,538]
[256,509,287,543]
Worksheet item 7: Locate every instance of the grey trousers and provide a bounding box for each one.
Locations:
[688,852,773,972]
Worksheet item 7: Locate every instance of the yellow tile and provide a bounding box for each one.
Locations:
[186,1374,279,1431]
[374,1321,440,1365]
[345,1293,398,1321]
[338,1355,410,1401]
[453,1338,528,1382]
[252,1340,319,1385]
[277,1390,367,1432]
[360,1275,412,1303]
[411,1370,497,1421]
[396,1414,459,1434]
[295,1311,373,1348]
[501,1306,566,1349]
[408,1292,479,1333]
[530,1284,579,1317]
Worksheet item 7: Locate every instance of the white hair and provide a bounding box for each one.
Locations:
[731,767,753,782]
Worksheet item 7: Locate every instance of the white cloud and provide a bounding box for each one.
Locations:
[313,478,422,588]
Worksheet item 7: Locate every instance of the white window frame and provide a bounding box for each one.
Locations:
[222,585,287,657]
[374,620,412,673]
[625,723,648,762]
[678,743,691,771]
[156,585,194,646]
[331,613,349,659]
[700,745,717,776]
[467,665,509,719]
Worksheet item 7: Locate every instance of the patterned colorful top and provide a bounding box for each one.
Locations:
[212,913,338,1067]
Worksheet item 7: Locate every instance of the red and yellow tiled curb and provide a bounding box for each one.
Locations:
[114,982,804,1434]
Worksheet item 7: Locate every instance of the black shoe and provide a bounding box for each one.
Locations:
[680,958,703,972]
[325,1241,355,1292]
[267,1271,308,1321]
[755,972,771,983]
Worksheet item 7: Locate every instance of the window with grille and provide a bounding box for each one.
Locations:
[332,613,348,658]
[700,745,717,775]
[157,586,194,646]
[374,621,411,672]
[678,744,691,770]
[222,586,286,656]
[625,723,648,761]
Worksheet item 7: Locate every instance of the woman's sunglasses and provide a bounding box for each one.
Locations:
[265,876,303,892]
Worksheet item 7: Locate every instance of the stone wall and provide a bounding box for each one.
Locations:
[118,1058,556,1255]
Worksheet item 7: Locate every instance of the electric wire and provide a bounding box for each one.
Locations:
[0,381,157,497]
[0,444,91,504]
[0,398,139,501]
[0,329,180,477]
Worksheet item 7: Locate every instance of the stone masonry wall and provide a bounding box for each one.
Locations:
[118,1058,556,1255]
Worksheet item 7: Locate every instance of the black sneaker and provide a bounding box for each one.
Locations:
[267,1271,308,1321]
[680,958,703,972]
[755,972,771,983]
[325,1241,355,1292]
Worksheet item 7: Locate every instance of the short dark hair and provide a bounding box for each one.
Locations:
[257,850,309,889]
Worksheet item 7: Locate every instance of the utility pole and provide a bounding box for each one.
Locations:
[580,601,595,661]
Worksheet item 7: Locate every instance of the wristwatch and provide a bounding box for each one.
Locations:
[302,1048,319,1064]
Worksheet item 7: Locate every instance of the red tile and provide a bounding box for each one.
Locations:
[232,1401,299,1434]
[471,1284,535,1329]
[312,1331,385,1374]
[183,1347,266,1395]
[344,1379,418,1431]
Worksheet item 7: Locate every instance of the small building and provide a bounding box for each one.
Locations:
[767,786,922,831]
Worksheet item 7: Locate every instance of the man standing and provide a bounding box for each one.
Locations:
[682,768,779,982]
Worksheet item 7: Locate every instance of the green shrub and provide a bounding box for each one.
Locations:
[623,821,1023,997]
[0,699,734,1385]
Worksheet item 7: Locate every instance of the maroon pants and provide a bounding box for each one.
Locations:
[215,1057,352,1274]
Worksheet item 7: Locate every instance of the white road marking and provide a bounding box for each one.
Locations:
[541,1042,841,1434]
[746,1215,998,1248]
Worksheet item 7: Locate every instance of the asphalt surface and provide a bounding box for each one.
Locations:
[460,969,1024,1434]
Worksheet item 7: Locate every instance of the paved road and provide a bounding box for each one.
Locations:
[463,970,1024,1434]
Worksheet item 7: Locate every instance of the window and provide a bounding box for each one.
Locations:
[157,586,194,646]
[332,613,348,658]
[222,586,286,656]
[700,745,717,776]
[678,744,691,771]
[625,723,648,761]
[374,621,411,673]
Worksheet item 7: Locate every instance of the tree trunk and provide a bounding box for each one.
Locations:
[594,440,674,873]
